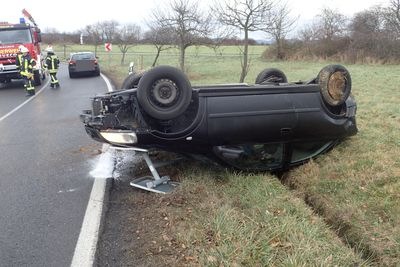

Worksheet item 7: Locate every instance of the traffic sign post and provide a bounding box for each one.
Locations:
[105,43,112,67]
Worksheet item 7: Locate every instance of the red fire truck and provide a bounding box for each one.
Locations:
[0,9,43,85]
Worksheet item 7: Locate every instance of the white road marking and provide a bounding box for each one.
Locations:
[0,79,50,122]
[70,170,107,267]
[100,73,113,91]
[71,73,113,267]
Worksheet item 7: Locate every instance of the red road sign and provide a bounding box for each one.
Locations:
[105,43,112,52]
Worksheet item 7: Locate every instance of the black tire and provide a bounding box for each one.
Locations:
[137,65,192,120]
[69,72,75,78]
[120,72,143,89]
[33,70,41,86]
[317,65,351,106]
[255,68,288,84]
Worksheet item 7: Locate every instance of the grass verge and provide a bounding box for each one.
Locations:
[166,165,367,266]
[98,159,366,266]
[85,44,399,265]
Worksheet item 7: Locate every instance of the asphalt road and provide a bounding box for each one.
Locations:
[0,66,108,266]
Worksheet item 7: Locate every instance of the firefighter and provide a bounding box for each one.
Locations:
[19,46,36,96]
[15,45,24,73]
[44,47,60,88]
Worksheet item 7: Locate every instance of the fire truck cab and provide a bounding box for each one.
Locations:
[0,20,43,85]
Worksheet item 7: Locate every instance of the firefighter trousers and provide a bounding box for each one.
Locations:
[49,71,59,87]
[22,75,35,95]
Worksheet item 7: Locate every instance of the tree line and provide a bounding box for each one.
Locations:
[43,0,400,82]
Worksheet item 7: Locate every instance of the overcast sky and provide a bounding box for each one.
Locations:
[3,0,386,37]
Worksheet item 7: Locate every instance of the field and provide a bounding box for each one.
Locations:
[56,44,400,266]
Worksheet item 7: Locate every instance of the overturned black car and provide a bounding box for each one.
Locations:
[80,65,357,172]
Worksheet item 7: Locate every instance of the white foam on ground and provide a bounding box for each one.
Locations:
[112,150,141,180]
[89,145,115,179]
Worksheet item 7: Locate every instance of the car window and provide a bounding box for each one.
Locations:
[71,53,95,60]
[291,141,334,163]
[213,143,283,171]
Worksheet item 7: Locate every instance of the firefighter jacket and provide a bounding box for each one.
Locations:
[45,53,60,73]
[20,54,36,78]
[15,52,23,70]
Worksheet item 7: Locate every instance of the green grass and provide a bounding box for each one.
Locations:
[286,63,400,265]
[161,167,366,266]
[55,43,400,265]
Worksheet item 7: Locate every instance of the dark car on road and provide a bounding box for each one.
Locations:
[68,52,100,78]
[80,65,357,171]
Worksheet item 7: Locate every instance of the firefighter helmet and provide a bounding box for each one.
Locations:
[19,46,29,53]
[45,46,54,53]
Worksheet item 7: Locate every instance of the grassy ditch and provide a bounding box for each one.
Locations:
[79,44,400,265]
[98,159,365,266]
[284,64,400,265]
[126,164,366,266]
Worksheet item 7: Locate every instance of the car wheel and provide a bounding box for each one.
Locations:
[317,65,351,106]
[33,70,41,86]
[137,65,192,120]
[69,72,75,78]
[120,72,143,89]
[255,68,288,84]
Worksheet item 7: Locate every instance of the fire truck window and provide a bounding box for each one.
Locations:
[0,29,32,45]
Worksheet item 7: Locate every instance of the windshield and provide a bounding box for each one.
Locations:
[72,53,95,60]
[0,28,32,45]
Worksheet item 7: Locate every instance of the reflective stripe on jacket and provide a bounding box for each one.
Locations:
[15,53,23,70]
[20,55,36,77]
[45,54,60,73]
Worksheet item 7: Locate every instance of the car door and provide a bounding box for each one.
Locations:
[206,90,297,145]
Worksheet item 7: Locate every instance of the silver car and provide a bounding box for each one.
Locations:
[68,52,100,78]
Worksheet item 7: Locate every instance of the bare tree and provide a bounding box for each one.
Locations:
[115,23,141,65]
[144,25,175,67]
[84,23,104,54]
[100,20,119,43]
[298,23,319,57]
[316,8,347,41]
[151,0,213,71]
[42,28,61,44]
[214,0,274,82]
[385,0,400,36]
[306,8,349,57]
[349,7,383,60]
[263,2,297,59]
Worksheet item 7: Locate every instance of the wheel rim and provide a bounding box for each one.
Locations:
[150,79,179,107]
[327,71,346,101]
